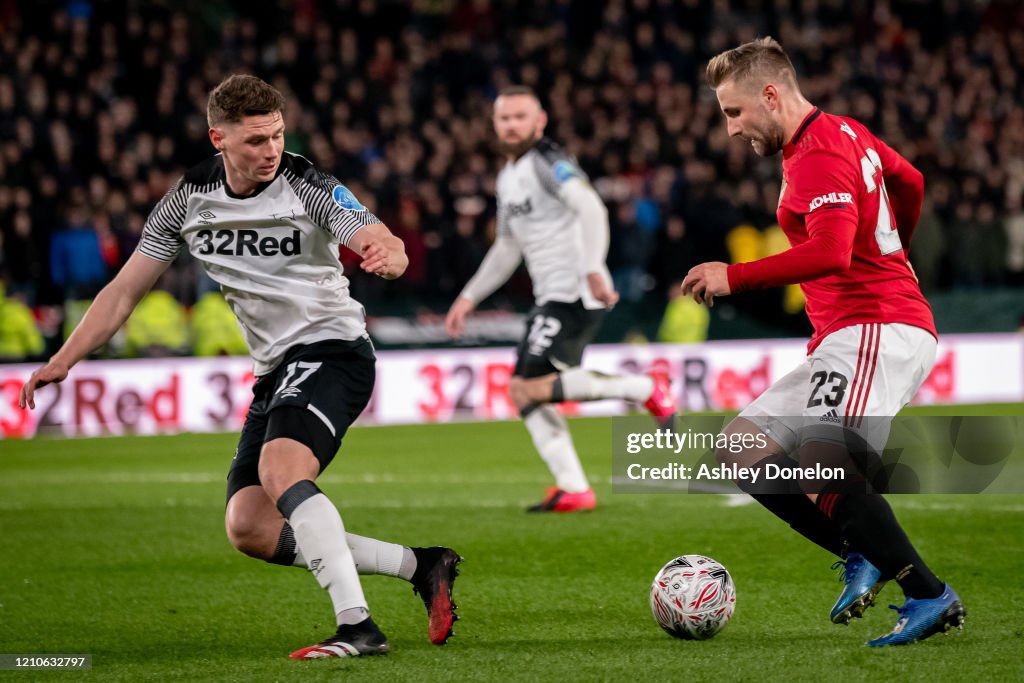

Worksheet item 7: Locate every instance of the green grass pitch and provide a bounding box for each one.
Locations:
[2,406,1023,681]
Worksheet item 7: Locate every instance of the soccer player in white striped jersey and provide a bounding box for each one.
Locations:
[446,86,678,513]
[20,75,460,660]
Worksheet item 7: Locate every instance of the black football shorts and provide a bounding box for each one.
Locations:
[513,300,605,379]
[226,337,375,502]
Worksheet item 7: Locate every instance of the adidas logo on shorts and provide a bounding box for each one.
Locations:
[819,408,842,424]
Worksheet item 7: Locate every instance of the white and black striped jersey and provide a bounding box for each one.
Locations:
[137,152,380,376]
[496,138,603,310]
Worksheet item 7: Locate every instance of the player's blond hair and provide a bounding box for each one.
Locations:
[207,74,286,127]
[706,37,798,90]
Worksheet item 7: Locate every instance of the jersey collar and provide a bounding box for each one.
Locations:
[222,157,285,200]
[224,180,275,199]
[787,107,822,149]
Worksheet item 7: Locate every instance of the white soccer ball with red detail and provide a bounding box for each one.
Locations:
[650,554,736,640]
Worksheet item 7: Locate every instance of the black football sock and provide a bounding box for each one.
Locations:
[751,493,847,558]
[268,521,299,566]
[740,453,847,557]
[818,491,944,599]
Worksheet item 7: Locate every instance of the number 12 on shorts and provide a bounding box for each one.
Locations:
[527,316,561,355]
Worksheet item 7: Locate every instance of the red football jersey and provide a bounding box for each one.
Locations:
[727,108,936,352]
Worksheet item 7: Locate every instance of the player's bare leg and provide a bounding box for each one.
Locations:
[226,486,297,563]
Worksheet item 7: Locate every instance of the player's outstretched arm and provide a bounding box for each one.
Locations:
[19,251,171,409]
[723,214,857,296]
[445,236,522,339]
[350,222,408,280]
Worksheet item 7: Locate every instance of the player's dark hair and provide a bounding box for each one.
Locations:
[207,74,286,127]
[706,37,798,90]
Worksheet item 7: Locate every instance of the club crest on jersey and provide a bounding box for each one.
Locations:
[809,192,853,212]
[332,184,366,211]
[552,160,581,184]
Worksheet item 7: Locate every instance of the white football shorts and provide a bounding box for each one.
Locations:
[739,323,937,454]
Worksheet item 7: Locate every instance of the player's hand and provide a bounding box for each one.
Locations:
[680,262,731,307]
[360,237,408,280]
[586,272,620,308]
[19,361,70,410]
[445,297,475,339]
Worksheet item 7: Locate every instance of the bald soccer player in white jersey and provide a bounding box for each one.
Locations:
[19,75,460,660]
[446,86,678,513]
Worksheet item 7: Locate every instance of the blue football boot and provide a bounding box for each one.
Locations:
[867,584,965,647]
[830,553,887,624]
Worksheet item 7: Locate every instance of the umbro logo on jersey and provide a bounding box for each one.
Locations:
[505,198,533,217]
[195,228,300,256]
[808,192,853,212]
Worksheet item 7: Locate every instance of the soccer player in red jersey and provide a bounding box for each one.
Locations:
[681,37,964,647]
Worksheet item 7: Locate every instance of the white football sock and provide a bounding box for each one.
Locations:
[337,606,370,626]
[558,367,654,402]
[281,527,416,581]
[346,533,417,580]
[524,405,590,493]
[282,484,368,624]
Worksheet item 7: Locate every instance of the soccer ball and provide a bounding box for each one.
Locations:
[650,554,736,640]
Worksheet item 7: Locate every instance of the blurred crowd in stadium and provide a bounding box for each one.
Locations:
[1,0,1023,360]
